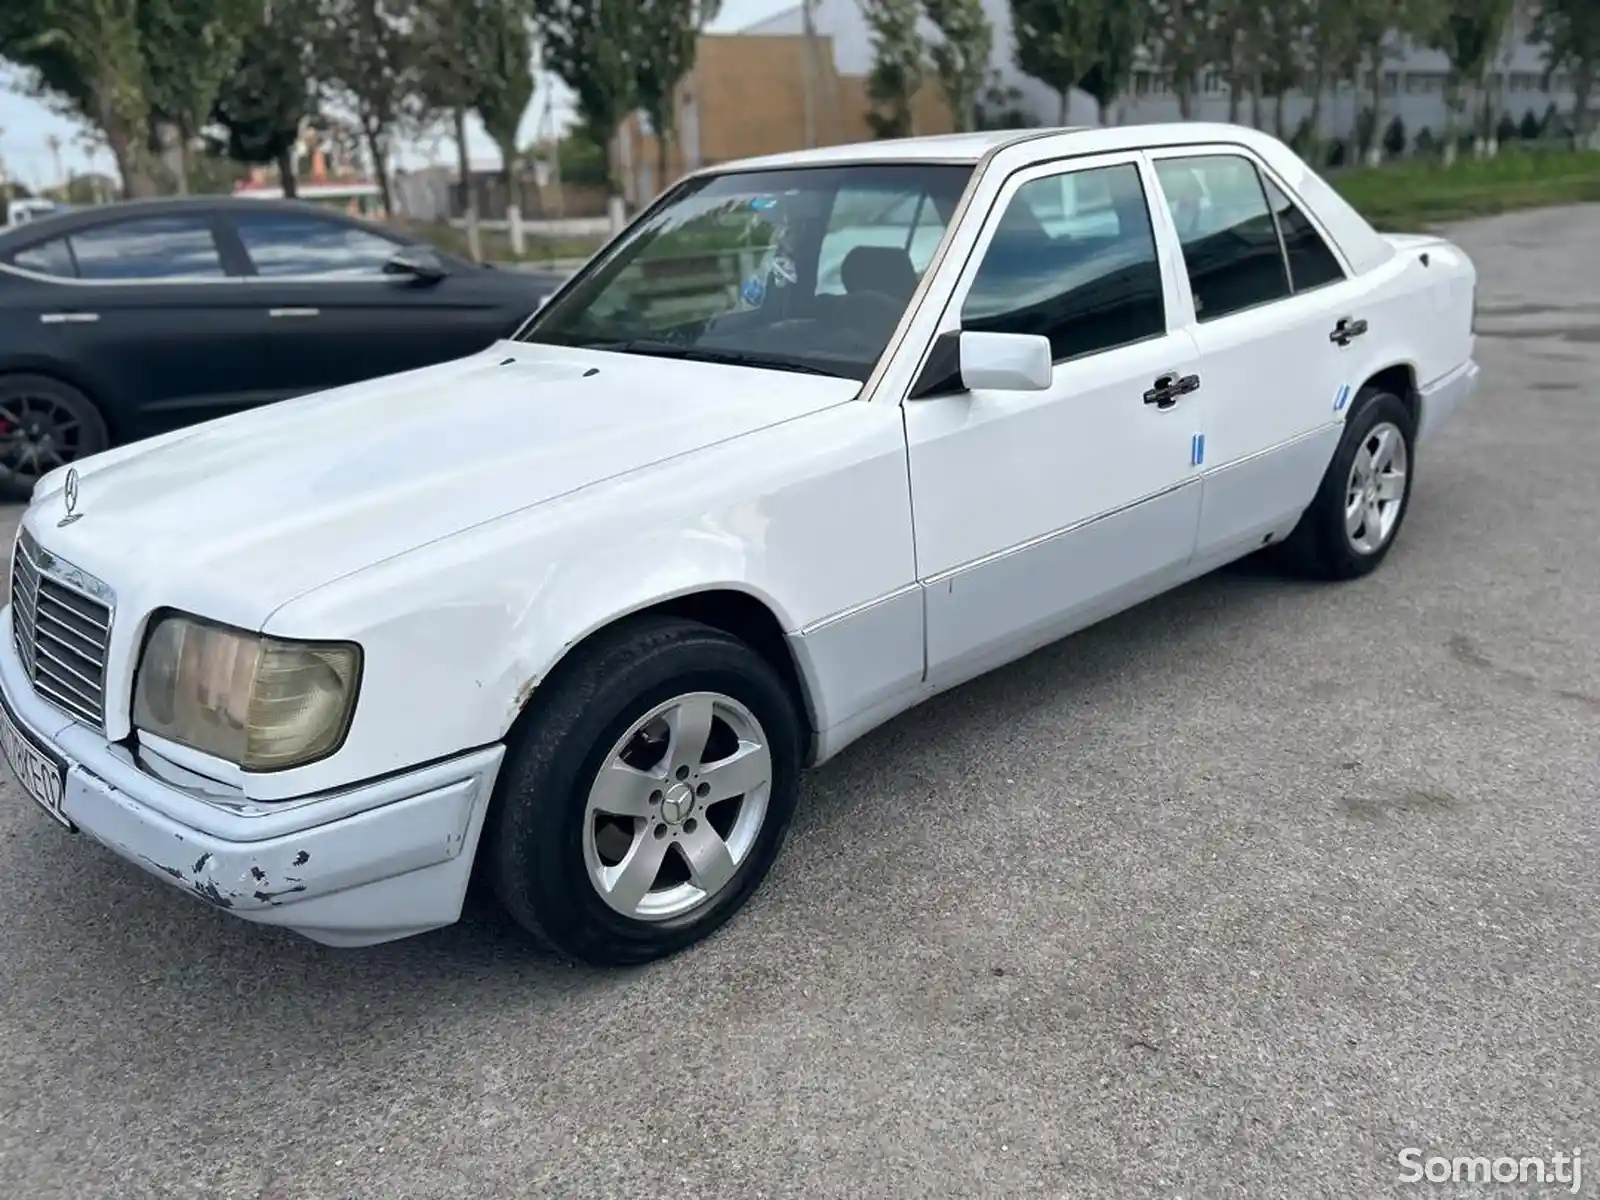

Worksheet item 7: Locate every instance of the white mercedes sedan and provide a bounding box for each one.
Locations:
[0,124,1480,965]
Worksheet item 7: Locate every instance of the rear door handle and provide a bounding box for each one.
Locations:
[39,312,100,324]
[1330,316,1368,346]
[268,307,320,318]
[1144,372,1200,410]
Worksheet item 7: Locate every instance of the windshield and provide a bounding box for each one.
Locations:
[516,163,974,381]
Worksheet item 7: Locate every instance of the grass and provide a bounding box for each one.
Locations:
[1331,147,1600,231]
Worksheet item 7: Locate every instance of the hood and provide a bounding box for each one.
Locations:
[32,341,858,629]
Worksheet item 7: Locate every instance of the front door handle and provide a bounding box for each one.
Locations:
[1144,372,1200,410]
[268,307,320,318]
[1330,316,1369,346]
[39,312,100,324]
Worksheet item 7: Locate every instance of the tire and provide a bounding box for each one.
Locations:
[484,615,803,966]
[1274,385,1417,581]
[0,373,110,502]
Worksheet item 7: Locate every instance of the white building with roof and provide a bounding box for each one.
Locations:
[740,1,1590,148]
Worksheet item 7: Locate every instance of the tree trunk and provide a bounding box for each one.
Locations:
[1227,74,1242,124]
[1176,78,1195,121]
[1097,97,1111,127]
[1574,66,1595,147]
[1306,66,1326,162]
[364,123,394,218]
[1249,75,1263,129]
[655,126,671,201]
[1273,93,1287,140]
[1364,54,1385,166]
[1057,89,1069,125]
[276,148,298,198]
[453,107,481,263]
[175,133,191,196]
[501,151,525,257]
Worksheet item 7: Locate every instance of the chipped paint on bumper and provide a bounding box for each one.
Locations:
[1,613,505,947]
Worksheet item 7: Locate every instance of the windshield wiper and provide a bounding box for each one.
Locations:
[583,339,848,378]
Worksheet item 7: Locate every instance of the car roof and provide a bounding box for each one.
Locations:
[709,122,1302,173]
[0,195,389,249]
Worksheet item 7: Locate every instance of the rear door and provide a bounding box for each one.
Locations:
[222,209,519,397]
[1145,146,1375,561]
[3,211,270,437]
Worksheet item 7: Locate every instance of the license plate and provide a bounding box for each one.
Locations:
[0,690,69,828]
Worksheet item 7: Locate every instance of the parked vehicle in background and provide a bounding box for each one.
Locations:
[0,125,1479,966]
[0,197,564,496]
[4,199,69,229]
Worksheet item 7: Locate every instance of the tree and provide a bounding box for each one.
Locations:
[1145,0,1214,120]
[473,5,538,252]
[924,0,994,132]
[1076,5,1147,127]
[1348,0,1445,165]
[0,0,162,197]
[211,0,316,197]
[541,0,640,196]
[635,0,719,192]
[317,0,420,217]
[862,0,926,137]
[1432,0,1515,162]
[139,0,256,193]
[1246,0,1313,138]
[1534,0,1600,146]
[1009,0,1103,125]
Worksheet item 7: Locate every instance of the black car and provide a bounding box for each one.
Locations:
[0,197,567,495]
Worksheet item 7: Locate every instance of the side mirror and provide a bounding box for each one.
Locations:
[383,244,449,283]
[958,330,1054,392]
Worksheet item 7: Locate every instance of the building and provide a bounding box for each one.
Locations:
[611,1,1593,206]
[750,0,1590,140]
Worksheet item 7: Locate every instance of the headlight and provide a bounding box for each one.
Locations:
[132,613,361,772]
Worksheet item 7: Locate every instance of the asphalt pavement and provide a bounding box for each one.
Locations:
[2,205,1597,1200]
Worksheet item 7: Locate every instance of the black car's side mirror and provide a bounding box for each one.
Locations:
[383,245,449,284]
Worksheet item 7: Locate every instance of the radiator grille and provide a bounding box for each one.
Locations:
[10,529,112,729]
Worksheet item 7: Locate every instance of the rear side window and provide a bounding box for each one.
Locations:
[67,215,225,279]
[962,163,1167,362]
[8,238,76,277]
[1154,155,1289,321]
[1262,177,1345,292]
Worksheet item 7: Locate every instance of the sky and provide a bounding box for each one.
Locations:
[0,0,794,190]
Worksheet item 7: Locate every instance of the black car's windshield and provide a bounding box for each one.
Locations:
[516,163,974,380]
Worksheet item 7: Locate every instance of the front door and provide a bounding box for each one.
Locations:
[223,208,511,400]
[1145,147,1376,561]
[902,152,1209,687]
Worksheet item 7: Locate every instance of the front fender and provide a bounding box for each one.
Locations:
[256,401,918,802]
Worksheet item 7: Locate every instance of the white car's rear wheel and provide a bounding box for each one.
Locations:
[1276,385,1418,580]
[484,615,802,965]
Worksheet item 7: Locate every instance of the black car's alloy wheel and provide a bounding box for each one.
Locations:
[0,375,109,499]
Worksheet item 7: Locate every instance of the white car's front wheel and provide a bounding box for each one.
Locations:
[484,616,803,965]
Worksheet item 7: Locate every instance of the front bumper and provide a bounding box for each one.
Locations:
[0,608,505,947]
[1417,356,1480,445]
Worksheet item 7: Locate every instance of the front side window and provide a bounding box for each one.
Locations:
[234,211,403,277]
[67,215,226,280]
[1154,155,1289,321]
[8,237,76,277]
[517,163,973,381]
[961,163,1167,362]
